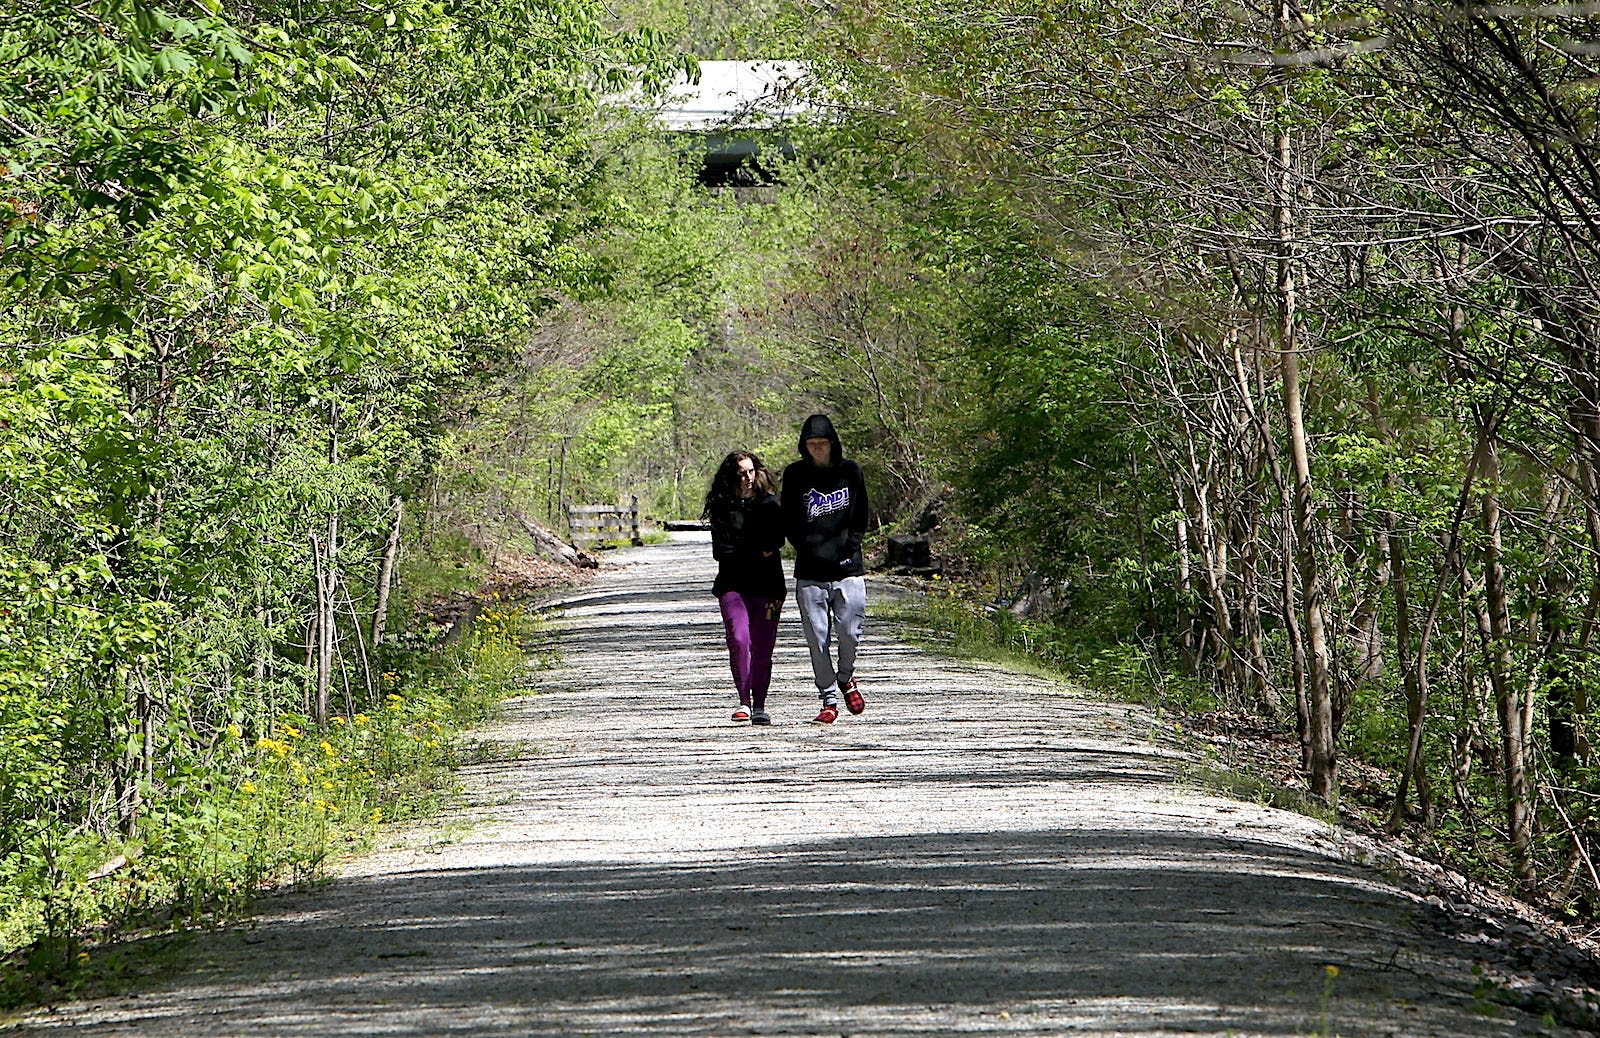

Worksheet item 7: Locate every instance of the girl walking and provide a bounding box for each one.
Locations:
[703,451,786,725]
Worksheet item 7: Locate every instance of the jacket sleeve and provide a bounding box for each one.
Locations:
[708,506,741,562]
[780,469,803,549]
[846,463,869,558]
[757,495,786,554]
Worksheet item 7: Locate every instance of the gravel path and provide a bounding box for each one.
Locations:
[12,534,1595,1036]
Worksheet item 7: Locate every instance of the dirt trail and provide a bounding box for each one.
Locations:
[11,534,1594,1036]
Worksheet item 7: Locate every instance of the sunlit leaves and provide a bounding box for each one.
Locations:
[0,0,679,952]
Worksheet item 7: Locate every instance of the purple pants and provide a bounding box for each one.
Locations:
[718,592,781,708]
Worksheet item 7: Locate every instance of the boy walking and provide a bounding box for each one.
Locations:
[781,413,870,724]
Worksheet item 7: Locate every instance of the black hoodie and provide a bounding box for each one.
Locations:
[708,492,785,598]
[781,414,869,581]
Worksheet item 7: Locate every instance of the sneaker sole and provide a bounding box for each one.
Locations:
[844,691,865,715]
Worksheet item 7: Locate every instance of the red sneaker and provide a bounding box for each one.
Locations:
[842,678,865,715]
[811,706,838,725]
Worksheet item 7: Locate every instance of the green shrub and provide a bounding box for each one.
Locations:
[0,603,544,1008]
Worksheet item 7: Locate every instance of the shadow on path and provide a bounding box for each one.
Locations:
[20,828,1501,1037]
[10,536,1577,1037]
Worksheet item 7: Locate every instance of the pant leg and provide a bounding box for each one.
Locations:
[794,580,839,700]
[832,576,867,684]
[717,592,754,704]
[746,596,781,709]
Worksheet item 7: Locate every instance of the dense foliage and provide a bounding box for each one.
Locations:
[778,0,1600,910]
[0,0,687,965]
[10,0,1600,982]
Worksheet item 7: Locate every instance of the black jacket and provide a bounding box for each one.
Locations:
[781,414,869,581]
[709,493,786,598]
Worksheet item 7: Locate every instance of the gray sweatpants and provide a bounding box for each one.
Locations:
[795,576,866,703]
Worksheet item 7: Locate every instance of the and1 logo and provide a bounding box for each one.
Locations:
[805,486,849,519]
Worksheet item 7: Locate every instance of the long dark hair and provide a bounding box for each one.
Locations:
[701,451,775,519]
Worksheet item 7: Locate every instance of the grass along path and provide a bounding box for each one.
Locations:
[9,533,1597,1036]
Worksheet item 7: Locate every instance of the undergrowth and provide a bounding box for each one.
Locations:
[876,575,1599,927]
[877,575,1212,711]
[0,601,546,1011]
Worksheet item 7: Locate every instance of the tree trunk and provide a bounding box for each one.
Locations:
[1175,506,1200,673]
[1386,463,1483,832]
[314,401,340,725]
[1342,490,1388,685]
[1529,474,1575,770]
[371,495,403,649]
[1567,451,1600,761]
[1385,516,1432,831]
[1227,333,1275,715]
[1275,117,1337,806]
[1475,430,1535,886]
[1188,475,1240,701]
[1236,492,1273,717]
[311,527,336,725]
[1281,516,1312,771]
[122,665,155,838]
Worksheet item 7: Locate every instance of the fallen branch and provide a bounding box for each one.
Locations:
[513,512,598,569]
[87,846,144,882]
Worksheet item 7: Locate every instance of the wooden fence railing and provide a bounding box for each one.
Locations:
[568,498,642,546]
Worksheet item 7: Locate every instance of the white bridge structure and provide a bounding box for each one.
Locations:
[649,60,815,183]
